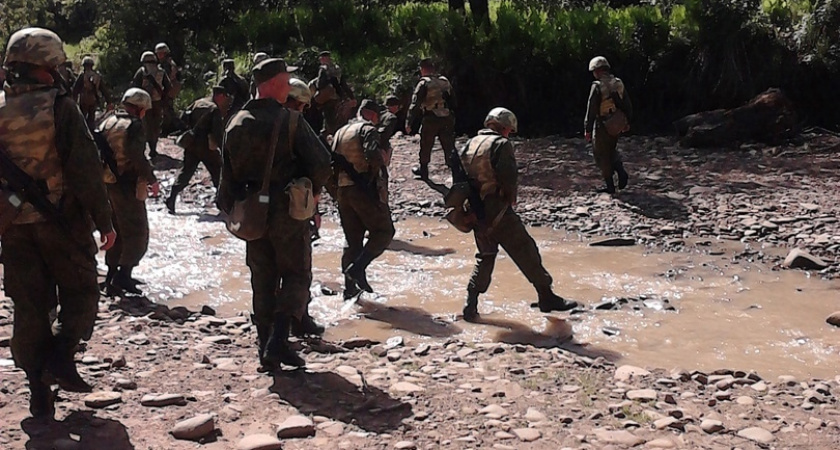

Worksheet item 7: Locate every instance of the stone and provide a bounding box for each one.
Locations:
[317,421,344,437]
[236,434,283,450]
[171,414,215,441]
[414,344,431,356]
[737,426,775,444]
[827,312,840,328]
[750,381,768,392]
[701,419,724,434]
[391,382,424,394]
[615,365,651,382]
[127,333,149,345]
[140,393,187,407]
[513,428,541,442]
[394,442,417,449]
[646,438,676,448]
[524,408,547,422]
[590,237,636,247]
[736,396,755,406]
[783,249,828,270]
[626,389,657,401]
[593,429,645,447]
[653,417,681,430]
[479,404,508,417]
[276,415,315,439]
[83,391,122,409]
[202,336,232,345]
[0,336,10,347]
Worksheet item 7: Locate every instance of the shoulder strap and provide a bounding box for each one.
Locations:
[259,111,285,194]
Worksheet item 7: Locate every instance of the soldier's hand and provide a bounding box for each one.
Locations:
[149,182,161,198]
[585,132,592,143]
[100,230,117,251]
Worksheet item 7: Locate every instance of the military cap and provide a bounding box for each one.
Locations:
[253,52,268,64]
[318,51,331,57]
[5,27,66,68]
[211,85,230,96]
[358,99,381,115]
[385,95,400,107]
[252,58,297,84]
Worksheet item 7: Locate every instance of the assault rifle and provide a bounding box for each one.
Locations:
[0,144,69,229]
[92,129,123,182]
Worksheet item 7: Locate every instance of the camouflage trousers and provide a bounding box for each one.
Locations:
[593,123,622,180]
[171,145,222,196]
[468,197,552,295]
[419,114,456,171]
[105,182,149,268]
[336,185,395,273]
[79,101,98,132]
[1,222,99,374]
[143,101,164,151]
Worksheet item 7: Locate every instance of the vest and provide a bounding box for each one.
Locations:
[421,75,452,117]
[80,70,102,106]
[333,121,373,187]
[99,112,134,183]
[460,131,500,200]
[0,85,65,224]
[162,60,181,98]
[141,65,165,101]
[597,74,625,117]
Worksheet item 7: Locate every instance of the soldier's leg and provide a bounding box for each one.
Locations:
[337,187,366,298]
[203,150,223,188]
[414,116,436,179]
[612,145,629,190]
[104,185,124,291]
[246,237,278,364]
[145,104,163,157]
[462,226,499,322]
[437,116,458,178]
[321,100,339,136]
[593,126,618,193]
[110,186,149,293]
[167,150,201,213]
[345,187,395,293]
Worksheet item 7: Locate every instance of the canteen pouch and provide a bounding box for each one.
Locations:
[287,177,316,221]
[603,109,628,137]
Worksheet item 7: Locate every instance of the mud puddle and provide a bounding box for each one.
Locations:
[138,201,839,379]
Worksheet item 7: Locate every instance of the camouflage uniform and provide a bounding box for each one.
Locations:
[167,96,226,212]
[57,62,76,92]
[159,56,182,130]
[99,110,156,276]
[408,74,456,178]
[314,62,353,135]
[72,66,109,130]
[584,73,632,193]
[0,29,114,415]
[218,98,331,364]
[219,67,250,112]
[131,61,171,157]
[333,118,394,298]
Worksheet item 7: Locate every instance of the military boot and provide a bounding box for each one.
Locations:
[598,177,616,194]
[149,141,159,159]
[102,266,119,297]
[344,250,375,293]
[27,373,55,420]
[534,286,579,313]
[343,275,361,301]
[291,313,325,338]
[114,266,142,295]
[164,193,178,214]
[462,291,480,323]
[262,315,305,369]
[411,165,429,180]
[45,338,92,393]
[616,163,629,190]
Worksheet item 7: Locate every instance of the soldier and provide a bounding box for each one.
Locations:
[165,86,232,214]
[57,60,76,92]
[332,100,395,299]
[98,88,160,296]
[284,78,312,113]
[250,52,269,99]
[131,51,171,158]
[456,108,579,322]
[584,56,632,194]
[155,43,182,131]
[378,95,401,154]
[219,59,250,111]
[407,58,457,180]
[72,56,110,130]
[313,51,354,136]
[218,58,332,369]
[0,27,116,418]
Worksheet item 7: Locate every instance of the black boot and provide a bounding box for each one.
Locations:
[114,266,142,295]
[291,313,325,338]
[534,286,579,313]
[411,165,429,180]
[165,193,178,214]
[616,163,629,190]
[262,315,305,369]
[343,275,361,301]
[344,251,375,293]
[102,266,119,296]
[44,338,92,393]
[148,141,159,159]
[598,177,616,194]
[462,291,480,323]
[254,316,272,371]
[27,373,55,420]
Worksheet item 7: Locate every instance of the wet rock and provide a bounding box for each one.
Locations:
[626,389,657,401]
[341,337,379,349]
[200,305,216,316]
[237,434,283,450]
[826,312,840,327]
[513,428,541,442]
[276,415,315,439]
[394,442,417,449]
[171,414,215,441]
[737,426,775,444]
[593,429,645,447]
[0,336,10,348]
[783,249,828,270]
[614,365,651,382]
[140,393,187,407]
[414,343,431,356]
[385,336,404,349]
[701,419,725,434]
[589,237,635,247]
[83,391,122,409]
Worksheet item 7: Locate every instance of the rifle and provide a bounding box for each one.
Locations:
[0,145,70,230]
[92,130,123,181]
[331,152,381,204]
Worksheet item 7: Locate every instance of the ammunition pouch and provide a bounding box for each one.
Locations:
[0,186,23,235]
[286,177,316,221]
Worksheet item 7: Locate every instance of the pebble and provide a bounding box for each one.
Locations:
[479,404,508,418]
[737,426,775,444]
[83,391,122,409]
[736,396,755,406]
[524,408,547,422]
[202,335,232,345]
[394,441,417,450]
[513,428,541,442]
[140,393,187,407]
[171,414,215,441]
[626,389,657,401]
[701,419,724,434]
[593,429,645,446]
[827,312,840,327]
[276,415,316,439]
[391,382,424,394]
[236,434,283,450]
[127,333,149,345]
[646,438,676,448]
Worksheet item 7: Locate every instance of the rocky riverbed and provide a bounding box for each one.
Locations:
[0,132,838,449]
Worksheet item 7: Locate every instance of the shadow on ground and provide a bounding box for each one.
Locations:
[22,411,134,450]
[388,239,456,257]
[354,298,462,338]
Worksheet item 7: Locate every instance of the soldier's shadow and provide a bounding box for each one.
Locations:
[616,190,689,222]
[355,298,462,337]
[22,410,134,450]
[387,239,456,257]
[269,369,412,433]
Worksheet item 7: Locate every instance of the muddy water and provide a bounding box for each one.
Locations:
[142,203,839,379]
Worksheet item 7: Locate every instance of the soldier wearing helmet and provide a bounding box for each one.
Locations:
[0,27,116,419]
[57,60,77,92]
[72,55,110,129]
[98,87,159,296]
[219,58,250,111]
[131,50,172,158]
[584,56,633,194]
[378,95,402,160]
[454,107,579,322]
[165,85,232,214]
[313,51,355,136]
[154,42,182,131]
[284,78,313,112]
[332,99,394,300]
[250,53,269,98]
[407,58,457,181]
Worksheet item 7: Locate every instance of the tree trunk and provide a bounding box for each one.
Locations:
[469,0,490,27]
[448,0,465,11]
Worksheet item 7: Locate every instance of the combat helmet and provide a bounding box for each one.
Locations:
[484,107,518,133]
[82,56,95,67]
[4,27,66,68]
[588,56,610,71]
[122,88,152,110]
[288,78,312,105]
[155,43,170,54]
[253,52,268,65]
[141,51,157,64]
